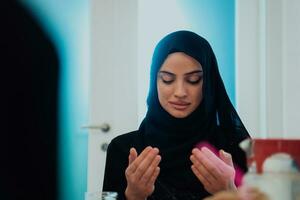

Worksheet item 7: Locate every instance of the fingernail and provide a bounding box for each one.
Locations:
[201,146,207,151]
[221,149,230,157]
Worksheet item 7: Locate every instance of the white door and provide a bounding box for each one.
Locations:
[86,0,139,193]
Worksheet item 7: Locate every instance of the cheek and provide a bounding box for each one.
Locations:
[192,84,203,104]
[157,83,172,102]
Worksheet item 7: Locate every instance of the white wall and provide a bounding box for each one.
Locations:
[282,0,300,138]
[137,0,196,122]
[236,0,300,138]
[89,0,138,192]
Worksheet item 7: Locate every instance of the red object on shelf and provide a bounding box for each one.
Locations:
[249,139,300,173]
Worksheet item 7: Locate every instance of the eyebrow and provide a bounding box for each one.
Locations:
[159,70,203,76]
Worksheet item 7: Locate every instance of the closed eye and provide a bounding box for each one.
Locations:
[162,79,174,84]
[158,72,175,84]
[186,74,202,85]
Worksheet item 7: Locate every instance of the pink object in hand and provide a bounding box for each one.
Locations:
[195,141,244,187]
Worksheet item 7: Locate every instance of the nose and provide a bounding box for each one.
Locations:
[174,81,187,98]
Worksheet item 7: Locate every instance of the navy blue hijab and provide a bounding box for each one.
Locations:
[139,30,249,194]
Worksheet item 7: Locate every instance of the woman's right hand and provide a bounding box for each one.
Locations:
[125,146,161,200]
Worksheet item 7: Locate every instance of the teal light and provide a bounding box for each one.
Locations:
[178,0,236,105]
[21,1,90,200]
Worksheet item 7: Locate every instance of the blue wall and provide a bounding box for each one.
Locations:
[22,1,90,200]
[179,0,236,105]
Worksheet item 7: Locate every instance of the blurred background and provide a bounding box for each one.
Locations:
[2,0,299,200]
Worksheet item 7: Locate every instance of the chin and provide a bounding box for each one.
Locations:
[170,111,190,118]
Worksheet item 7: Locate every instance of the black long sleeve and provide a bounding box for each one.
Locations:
[103,139,128,199]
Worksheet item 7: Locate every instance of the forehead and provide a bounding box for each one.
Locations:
[160,52,202,73]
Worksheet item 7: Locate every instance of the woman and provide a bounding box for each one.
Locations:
[102,30,250,200]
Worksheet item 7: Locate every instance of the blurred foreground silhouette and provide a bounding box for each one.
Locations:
[1,1,59,200]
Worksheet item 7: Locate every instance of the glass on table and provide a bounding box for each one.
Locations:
[85,191,118,200]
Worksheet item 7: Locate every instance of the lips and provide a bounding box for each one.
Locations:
[169,101,190,110]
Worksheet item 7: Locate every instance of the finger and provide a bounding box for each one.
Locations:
[134,147,159,180]
[126,146,152,174]
[191,164,211,186]
[219,149,233,167]
[140,155,161,184]
[192,148,220,179]
[128,147,138,165]
[201,147,225,167]
[190,153,199,165]
[190,154,206,172]
[191,155,217,184]
[146,166,160,188]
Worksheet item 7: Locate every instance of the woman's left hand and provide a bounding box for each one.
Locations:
[190,147,236,194]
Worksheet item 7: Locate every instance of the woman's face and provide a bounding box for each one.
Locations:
[157,52,203,118]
